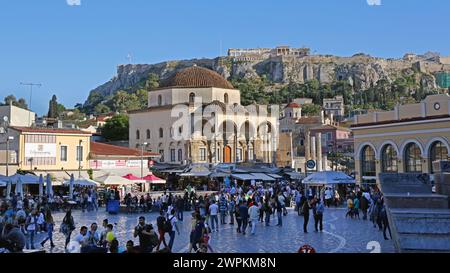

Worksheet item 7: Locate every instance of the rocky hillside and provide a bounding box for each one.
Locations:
[85,52,449,109]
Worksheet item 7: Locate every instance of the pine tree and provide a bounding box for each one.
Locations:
[48,95,58,118]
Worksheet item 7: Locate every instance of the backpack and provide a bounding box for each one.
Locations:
[157,216,166,230]
[149,232,159,247]
[163,216,174,232]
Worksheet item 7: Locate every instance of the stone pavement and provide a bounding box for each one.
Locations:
[32,207,395,253]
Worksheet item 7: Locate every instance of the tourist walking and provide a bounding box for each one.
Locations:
[238,201,249,234]
[302,199,310,233]
[167,209,179,251]
[248,201,259,235]
[25,210,38,249]
[228,196,235,225]
[156,210,168,250]
[61,209,75,250]
[263,198,271,226]
[209,200,219,232]
[275,197,283,227]
[134,216,158,253]
[313,199,324,232]
[219,196,228,225]
[40,209,55,248]
[235,201,242,233]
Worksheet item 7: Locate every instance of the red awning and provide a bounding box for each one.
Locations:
[122,174,145,181]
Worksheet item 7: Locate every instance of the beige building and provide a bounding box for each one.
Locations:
[0,127,91,175]
[352,94,450,185]
[129,66,278,165]
[0,104,36,127]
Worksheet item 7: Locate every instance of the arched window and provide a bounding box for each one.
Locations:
[158,95,162,106]
[224,93,229,104]
[404,143,422,173]
[146,129,151,139]
[361,145,376,177]
[430,141,449,173]
[159,128,164,138]
[136,130,140,140]
[381,145,398,173]
[189,93,195,104]
[178,149,183,162]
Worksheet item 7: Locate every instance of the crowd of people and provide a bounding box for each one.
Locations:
[0,180,391,253]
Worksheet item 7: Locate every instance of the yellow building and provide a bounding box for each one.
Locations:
[352,94,450,185]
[2,127,91,173]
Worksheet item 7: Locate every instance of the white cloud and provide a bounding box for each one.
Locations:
[367,0,381,6]
[67,0,81,6]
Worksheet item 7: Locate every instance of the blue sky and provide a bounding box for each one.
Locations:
[1,0,449,115]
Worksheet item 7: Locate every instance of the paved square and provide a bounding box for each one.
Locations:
[33,207,395,253]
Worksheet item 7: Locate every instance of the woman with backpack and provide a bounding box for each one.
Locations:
[25,209,38,249]
[61,209,75,250]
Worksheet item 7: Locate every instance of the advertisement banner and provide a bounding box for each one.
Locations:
[24,143,57,158]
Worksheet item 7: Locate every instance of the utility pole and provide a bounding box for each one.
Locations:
[78,139,82,178]
[140,142,148,179]
[20,82,42,126]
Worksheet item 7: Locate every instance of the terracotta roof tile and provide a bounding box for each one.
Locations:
[10,126,92,135]
[90,142,159,157]
[158,66,234,90]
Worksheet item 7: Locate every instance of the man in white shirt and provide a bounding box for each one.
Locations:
[74,226,89,248]
[248,202,259,235]
[208,200,219,232]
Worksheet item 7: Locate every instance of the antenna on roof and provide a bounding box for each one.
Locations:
[127,53,133,64]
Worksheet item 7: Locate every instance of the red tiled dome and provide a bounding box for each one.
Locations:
[160,66,234,89]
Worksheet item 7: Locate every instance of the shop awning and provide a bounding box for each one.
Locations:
[231,174,255,181]
[285,172,305,180]
[267,173,283,179]
[179,171,211,177]
[250,173,275,181]
[209,172,231,178]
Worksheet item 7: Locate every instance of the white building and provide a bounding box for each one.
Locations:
[0,104,36,127]
[128,66,278,165]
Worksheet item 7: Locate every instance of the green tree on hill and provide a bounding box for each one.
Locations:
[102,114,129,141]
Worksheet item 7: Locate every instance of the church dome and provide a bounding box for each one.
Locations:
[159,66,234,90]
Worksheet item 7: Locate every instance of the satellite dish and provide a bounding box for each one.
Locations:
[3,116,8,122]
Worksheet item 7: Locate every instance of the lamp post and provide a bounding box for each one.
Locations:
[78,139,82,178]
[139,142,148,179]
[6,136,14,176]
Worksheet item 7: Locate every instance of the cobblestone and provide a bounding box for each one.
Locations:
[32,207,395,253]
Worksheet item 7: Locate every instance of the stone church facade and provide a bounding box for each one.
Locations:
[128,66,278,165]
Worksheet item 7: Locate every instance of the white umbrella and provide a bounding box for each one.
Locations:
[65,177,99,187]
[46,174,53,198]
[6,180,12,199]
[302,171,355,186]
[69,174,74,200]
[38,174,44,198]
[95,173,136,186]
[15,177,24,199]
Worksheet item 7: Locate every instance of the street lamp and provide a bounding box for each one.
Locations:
[139,142,148,179]
[78,139,82,178]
